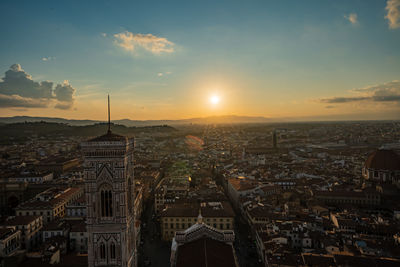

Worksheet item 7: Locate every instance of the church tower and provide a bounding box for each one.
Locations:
[81,96,136,267]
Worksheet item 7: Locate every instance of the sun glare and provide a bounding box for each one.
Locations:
[210,95,220,105]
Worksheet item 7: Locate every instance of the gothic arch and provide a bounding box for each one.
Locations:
[98,183,113,218]
[97,165,113,183]
[110,241,116,259]
[99,242,106,259]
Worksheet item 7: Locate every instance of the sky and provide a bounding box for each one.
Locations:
[0,0,399,121]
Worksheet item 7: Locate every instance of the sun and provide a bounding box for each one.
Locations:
[210,95,220,105]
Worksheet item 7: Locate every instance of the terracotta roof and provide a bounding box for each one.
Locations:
[5,215,41,226]
[364,149,400,171]
[228,178,258,191]
[0,228,16,239]
[18,254,88,267]
[161,202,234,218]
[17,199,63,209]
[68,220,86,232]
[302,253,335,266]
[176,237,238,267]
[334,255,400,266]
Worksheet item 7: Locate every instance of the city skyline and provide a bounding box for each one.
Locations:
[1,0,400,121]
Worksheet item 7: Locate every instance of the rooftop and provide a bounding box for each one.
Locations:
[176,237,238,267]
[88,131,127,142]
[364,149,400,171]
[5,215,41,226]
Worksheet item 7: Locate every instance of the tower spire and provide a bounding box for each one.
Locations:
[107,94,111,134]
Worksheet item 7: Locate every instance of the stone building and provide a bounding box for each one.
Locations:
[160,201,235,241]
[3,215,42,250]
[0,227,21,257]
[81,101,136,267]
[170,213,238,267]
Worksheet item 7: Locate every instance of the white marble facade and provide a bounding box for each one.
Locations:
[81,132,136,267]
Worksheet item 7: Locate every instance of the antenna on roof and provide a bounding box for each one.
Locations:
[107,94,111,134]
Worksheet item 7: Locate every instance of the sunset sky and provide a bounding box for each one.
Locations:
[0,0,399,121]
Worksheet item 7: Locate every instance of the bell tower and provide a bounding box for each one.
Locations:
[81,95,136,267]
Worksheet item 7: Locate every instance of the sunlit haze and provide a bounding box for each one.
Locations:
[0,0,399,121]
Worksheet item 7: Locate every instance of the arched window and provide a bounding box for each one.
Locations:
[110,242,116,259]
[100,188,113,217]
[100,243,106,259]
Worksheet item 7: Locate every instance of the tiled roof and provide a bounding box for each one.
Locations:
[176,237,238,267]
[228,178,258,191]
[5,215,41,226]
[365,149,400,171]
[161,202,234,218]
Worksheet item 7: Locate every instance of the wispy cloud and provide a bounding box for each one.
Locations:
[385,0,400,29]
[320,96,368,103]
[157,71,172,77]
[42,56,55,61]
[113,31,175,54]
[344,13,358,25]
[317,80,400,104]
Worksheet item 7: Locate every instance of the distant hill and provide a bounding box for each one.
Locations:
[0,121,176,143]
[0,116,100,126]
[1,115,398,127]
[0,115,273,127]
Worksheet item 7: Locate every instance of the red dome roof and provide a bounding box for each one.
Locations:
[364,149,400,171]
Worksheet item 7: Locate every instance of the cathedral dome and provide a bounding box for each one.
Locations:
[364,149,400,171]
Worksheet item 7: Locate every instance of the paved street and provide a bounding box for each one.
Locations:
[234,215,263,267]
[138,199,170,267]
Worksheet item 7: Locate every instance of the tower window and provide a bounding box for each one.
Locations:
[100,243,106,259]
[110,242,116,259]
[101,189,113,217]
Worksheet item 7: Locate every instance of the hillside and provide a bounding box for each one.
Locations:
[0,122,176,143]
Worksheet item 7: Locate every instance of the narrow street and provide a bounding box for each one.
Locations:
[138,199,170,267]
[233,216,263,267]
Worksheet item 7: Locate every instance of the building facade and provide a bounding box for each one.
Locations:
[81,130,136,267]
[3,215,42,250]
[170,214,238,267]
[160,201,235,241]
[15,187,83,224]
[0,227,21,257]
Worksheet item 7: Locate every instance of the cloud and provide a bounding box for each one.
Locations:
[344,13,358,25]
[101,33,107,37]
[55,101,73,110]
[320,96,368,103]
[0,94,48,108]
[385,0,400,29]
[157,71,172,77]
[42,56,55,61]
[317,80,400,104]
[113,31,174,54]
[54,80,75,102]
[0,64,76,109]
